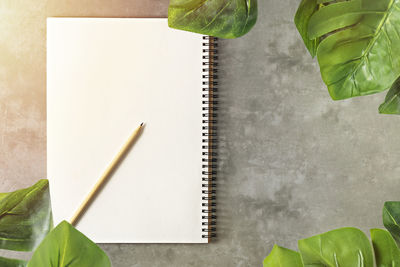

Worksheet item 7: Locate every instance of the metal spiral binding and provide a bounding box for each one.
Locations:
[201,36,218,241]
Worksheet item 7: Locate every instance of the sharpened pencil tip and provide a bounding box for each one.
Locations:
[140,122,144,127]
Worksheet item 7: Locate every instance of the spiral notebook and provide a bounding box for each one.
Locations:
[47,18,217,243]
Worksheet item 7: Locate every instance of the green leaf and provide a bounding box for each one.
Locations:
[0,256,27,267]
[371,228,400,267]
[298,227,374,267]
[379,76,400,114]
[383,202,400,243]
[27,221,111,267]
[300,0,400,100]
[294,0,320,57]
[263,245,303,267]
[0,179,52,251]
[168,0,258,39]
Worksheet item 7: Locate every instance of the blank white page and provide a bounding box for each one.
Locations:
[47,18,205,243]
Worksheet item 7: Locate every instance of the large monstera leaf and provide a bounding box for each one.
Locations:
[295,0,400,101]
[379,76,400,114]
[294,0,319,57]
[0,180,110,266]
[298,227,374,267]
[371,228,400,266]
[0,179,52,252]
[0,256,27,267]
[168,0,258,39]
[263,245,303,267]
[382,201,400,242]
[0,180,52,266]
[28,221,111,267]
[263,228,392,267]
[263,202,400,266]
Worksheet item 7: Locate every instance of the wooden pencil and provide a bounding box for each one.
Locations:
[69,122,145,226]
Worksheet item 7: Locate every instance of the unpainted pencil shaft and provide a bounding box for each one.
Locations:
[69,123,144,226]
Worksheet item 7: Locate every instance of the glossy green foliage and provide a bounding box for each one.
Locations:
[0,179,52,252]
[0,256,27,267]
[28,221,111,267]
[379,76,400,114]
[294,0,319,57]
[371,228,400,266]
[263,245,303,267]
[298,227,374,267]
[168,0,258,39]
[383,201,400,243]
[295,0,400,101]
[264,228,398,267]
[264,202,400,266]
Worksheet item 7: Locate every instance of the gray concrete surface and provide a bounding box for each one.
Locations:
[2,0,400,266]
[99,1,400,266]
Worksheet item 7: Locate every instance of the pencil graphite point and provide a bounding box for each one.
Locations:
[140,122,144,127]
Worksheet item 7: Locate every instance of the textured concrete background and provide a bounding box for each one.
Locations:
[2,0,400,266]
